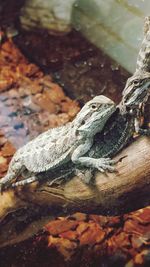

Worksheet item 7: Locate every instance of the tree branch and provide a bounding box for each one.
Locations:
[0,136,150,247]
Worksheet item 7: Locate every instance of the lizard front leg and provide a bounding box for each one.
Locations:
[71,140,116,173]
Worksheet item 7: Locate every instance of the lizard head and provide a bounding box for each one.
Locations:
[121,71,150,113]
[75,95,116,137]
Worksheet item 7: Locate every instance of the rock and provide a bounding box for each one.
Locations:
[20,0,75,34]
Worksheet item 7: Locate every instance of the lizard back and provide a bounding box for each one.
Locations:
[12,122,77,172]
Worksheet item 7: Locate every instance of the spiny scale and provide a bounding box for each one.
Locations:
[136,16,150,72]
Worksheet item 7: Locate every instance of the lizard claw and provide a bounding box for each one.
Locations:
[95,158,117,173]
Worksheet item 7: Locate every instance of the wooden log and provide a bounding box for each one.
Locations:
[0,136,150,248]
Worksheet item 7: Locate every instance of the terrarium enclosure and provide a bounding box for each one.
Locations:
[0,0,150,267]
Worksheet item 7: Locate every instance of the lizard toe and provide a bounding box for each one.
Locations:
[108,159,117,165]
[105,165,116,172]
[101,157,111,162]
[97,167,105,172]
[102,158,117,165]
[100,163,116,172]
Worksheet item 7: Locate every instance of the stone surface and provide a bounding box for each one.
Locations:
[20,0,75,33]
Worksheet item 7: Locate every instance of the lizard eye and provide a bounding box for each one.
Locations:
[91,104,97,110]
[133,79,139,85]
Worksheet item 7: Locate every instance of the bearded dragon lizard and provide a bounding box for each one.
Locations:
[121,16,150,134]
[30,16,150,185]
[0,95,116,191]
[52,16,150,184]
[3,17,150,189]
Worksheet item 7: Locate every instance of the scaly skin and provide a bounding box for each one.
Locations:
[11,109,134,187]
[0,95,116,191]
[121,16,150,134]
[88,16,150,180]
[136,16,150,73]
[39,16,150,185]
[8,17,150,188]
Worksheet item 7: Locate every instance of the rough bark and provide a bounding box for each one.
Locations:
[0,136,150,248]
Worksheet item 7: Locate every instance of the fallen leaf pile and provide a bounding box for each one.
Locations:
[35,207,150,265]
[1,208,149,267]
[0,37,80,179]
[0,136,16,177]
[0,31,128,183]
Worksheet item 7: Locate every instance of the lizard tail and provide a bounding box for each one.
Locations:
[11,169,75,188]
[12,176,38,187]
